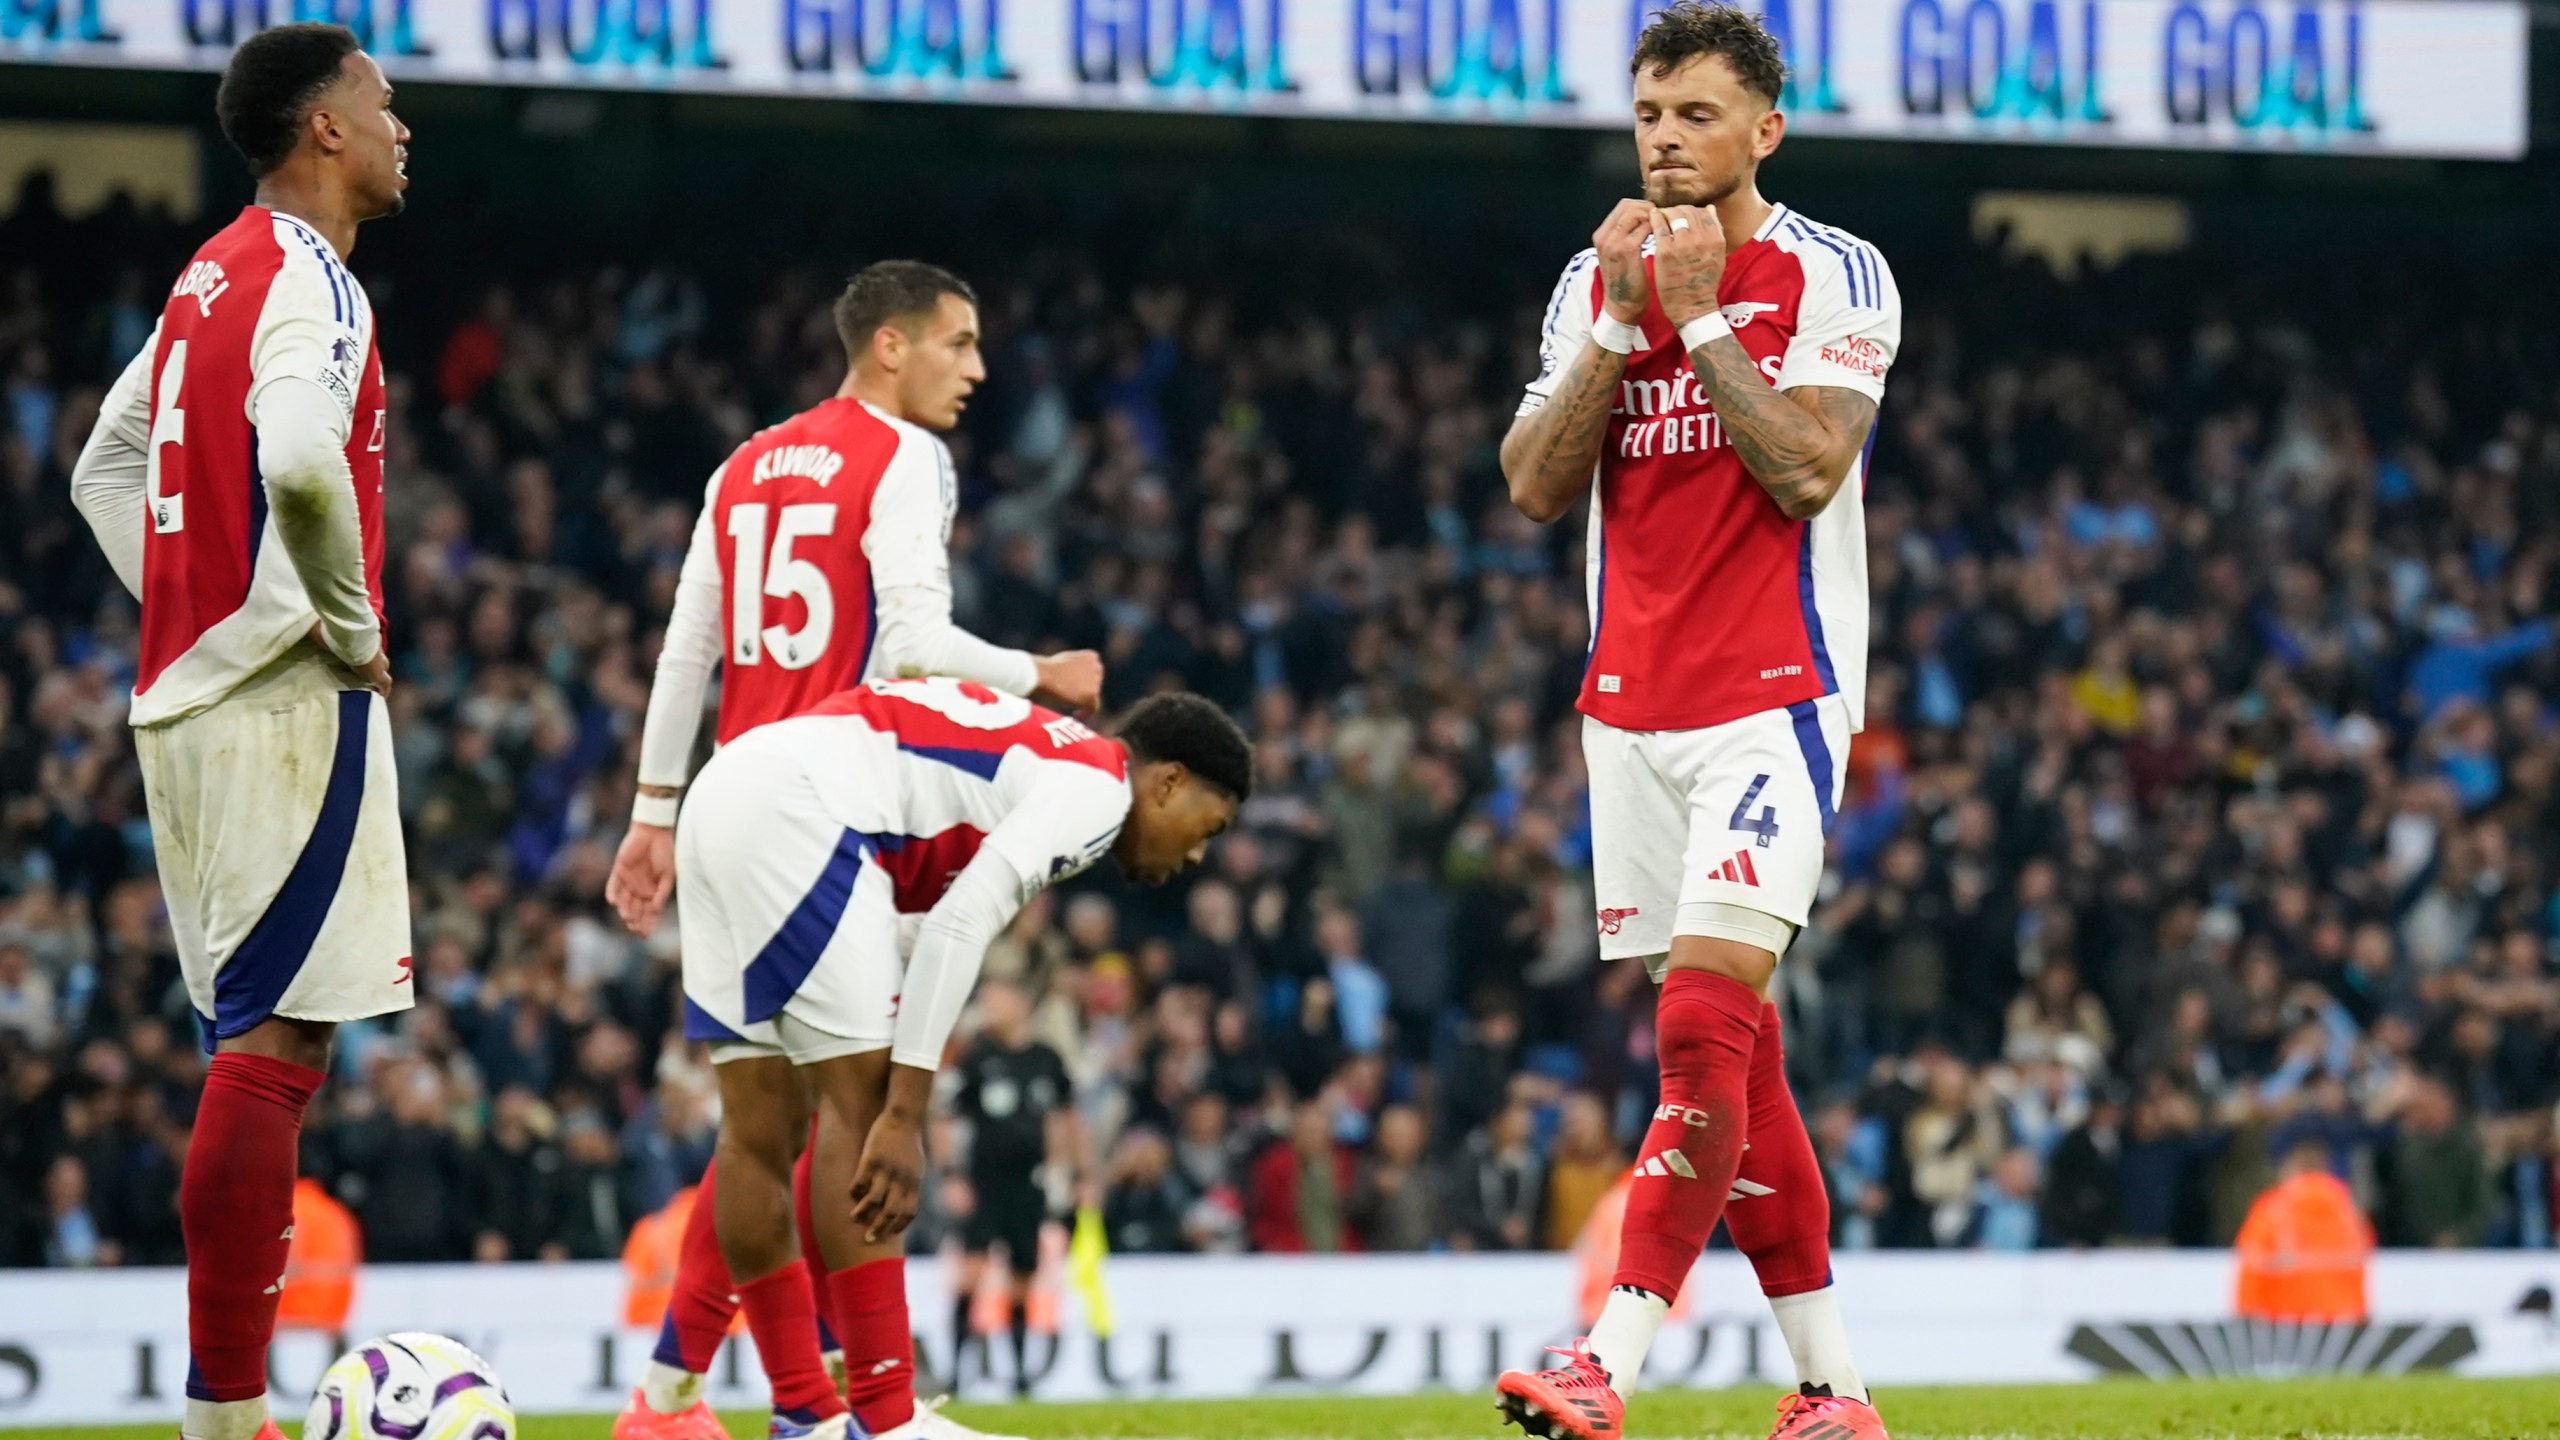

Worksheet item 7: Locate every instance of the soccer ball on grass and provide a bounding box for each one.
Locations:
[304,1332,515,1440]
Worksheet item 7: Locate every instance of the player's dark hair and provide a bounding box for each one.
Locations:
[1631,1,1787,106]
[1116,693,1254,803]
[834,260,977,362]
[216,22,363,177]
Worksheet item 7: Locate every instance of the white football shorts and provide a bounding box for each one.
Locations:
[677,732,900,1066]
[135,680,414,1046]
[1583,693,1851,970]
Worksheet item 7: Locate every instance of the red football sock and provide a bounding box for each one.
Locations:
[792,1131,841,1356]
[654,1159,738,1374]
[182,1052,323,1402]
[1614,969,1760,1300]
[1721,1003,1833,1297]
[828,1259,917,1432]
[737,1265,846,1420]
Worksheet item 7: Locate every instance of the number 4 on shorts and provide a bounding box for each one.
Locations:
[1729,773,1780,846]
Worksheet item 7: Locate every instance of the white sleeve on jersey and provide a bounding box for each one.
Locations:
[1518,248,1601,417]
[634,467,727,794]
[864,424,1041,696]
[890,762,1128,1071]
[1775,243,1901,402]
[70,323,159,601]
[250,244,378,667]
[256,379,377,666]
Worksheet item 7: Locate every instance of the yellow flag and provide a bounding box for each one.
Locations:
[1068,1204,1113,1338]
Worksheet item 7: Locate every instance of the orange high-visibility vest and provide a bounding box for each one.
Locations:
[622,1186,749,1335]
[624,1186,696,1329]
[2234,1171,2373,1322]
[277,1178,359,1332]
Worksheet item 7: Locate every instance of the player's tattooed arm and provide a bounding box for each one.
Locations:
[1503,200,1653,525]
[1688,341,1878,519]
[1647,204,1880,520]
[1501,340,1628,524]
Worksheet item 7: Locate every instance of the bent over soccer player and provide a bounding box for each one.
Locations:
[1493,5,1899,1440]
[680,683,1249,1440]
[609,260,1101,1440]
[68,24,412,1440]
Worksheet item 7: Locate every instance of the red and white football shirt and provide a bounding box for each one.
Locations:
[1522,203,1899,735]
[121,206,387,725]
[676,676,1133,1063]
[793,675,1133,911]
[699,397,916,742]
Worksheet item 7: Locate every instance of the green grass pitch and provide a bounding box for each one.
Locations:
[19,1376,2560,1440]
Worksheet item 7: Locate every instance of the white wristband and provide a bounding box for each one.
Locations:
[1678,312,1733,351]
[631,791,681,829]
[1590,314,1646,355]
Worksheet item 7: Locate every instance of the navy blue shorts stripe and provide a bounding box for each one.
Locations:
[682,995,750,1044]
[207,690,371,1043]
[740,828,870,1025]
[1788,699,1838,838]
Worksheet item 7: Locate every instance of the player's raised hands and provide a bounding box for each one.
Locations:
[1593,199,1656,324]
[1648,205,1727,329]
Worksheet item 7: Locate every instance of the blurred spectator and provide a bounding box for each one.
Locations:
[1905,1054,2008,1245]
[324,1059,472,1263]
[2040,1091,2124,1249]
[471,1085,567,1261]
[1814,1101,1889,1251]
[0,942,55,1049]
[2384,1079,2490,1247]
[1963,1147,2043,1250]
[1348,1103,1440,1252]
[552,1110,636,1260]
[1102,1128,1187,1254]
[42,1155,106,1267]
[1447,1098,1543,1252]
[1542,1092,1623,1250]
[1248,1101,1358,1254]
[1170,1092,1245,1253]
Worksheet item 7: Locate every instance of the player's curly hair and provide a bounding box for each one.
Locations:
[1116,693,1254,802]
[834,260,977,361]
[1631,1,1788,106]
[216,22,362,177]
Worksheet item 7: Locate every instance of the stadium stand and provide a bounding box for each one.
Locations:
[0,163,2554,1268]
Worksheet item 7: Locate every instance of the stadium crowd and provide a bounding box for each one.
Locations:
[0,171,2555,1270]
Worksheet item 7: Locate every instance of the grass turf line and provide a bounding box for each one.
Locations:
[22,1375,2560,1440]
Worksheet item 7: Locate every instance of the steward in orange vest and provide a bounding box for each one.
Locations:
[2234,1139,2374,1322]
[277,1177,360,1336]
[623,1184,696,1329]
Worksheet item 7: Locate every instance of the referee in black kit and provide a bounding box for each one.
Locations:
[951,978,1080,1399]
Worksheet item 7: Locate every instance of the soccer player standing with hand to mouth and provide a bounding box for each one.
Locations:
[1493,5,1899,1440]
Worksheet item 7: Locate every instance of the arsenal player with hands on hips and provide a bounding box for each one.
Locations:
[607,262,1101,1440]
[1493,6,1899,1440]
[68,24,411,1440]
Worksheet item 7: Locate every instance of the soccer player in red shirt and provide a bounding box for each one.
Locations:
[607,262,1101,1440]
[68,24,410,1440]
[1492,6,1898,1440]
